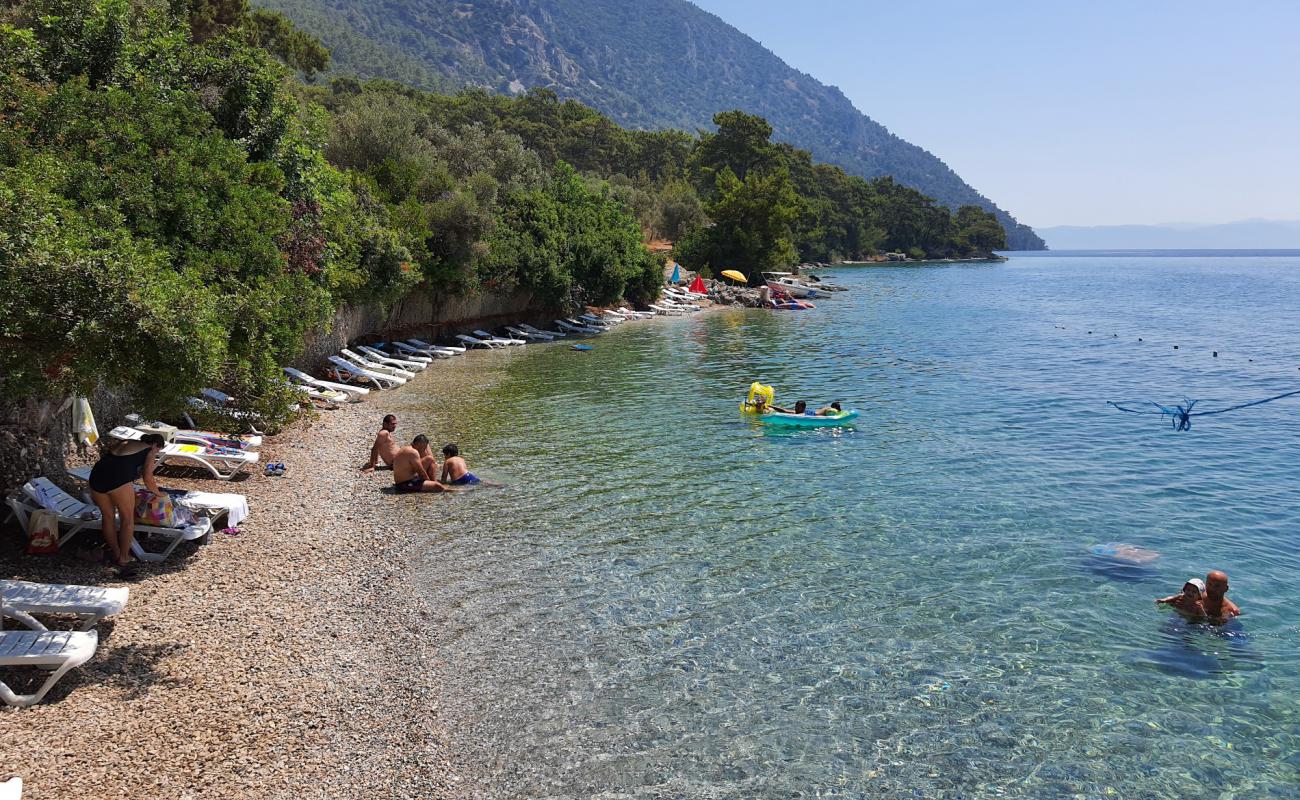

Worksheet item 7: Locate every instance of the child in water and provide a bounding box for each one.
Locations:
[439,444,501,487]
[1156,578,1207,617]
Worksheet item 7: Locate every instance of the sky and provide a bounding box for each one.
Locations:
[687,0,1300,228]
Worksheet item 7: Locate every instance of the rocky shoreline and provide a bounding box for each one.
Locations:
[0,358,506,798]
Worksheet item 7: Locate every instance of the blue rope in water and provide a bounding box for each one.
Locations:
[1108,389,1300,431]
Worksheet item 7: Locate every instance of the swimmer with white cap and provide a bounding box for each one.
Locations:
[1156,578,1208,617]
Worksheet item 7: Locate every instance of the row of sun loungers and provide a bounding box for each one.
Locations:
[1,304,691,709]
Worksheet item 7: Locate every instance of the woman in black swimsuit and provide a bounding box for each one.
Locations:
[88,433,165,576]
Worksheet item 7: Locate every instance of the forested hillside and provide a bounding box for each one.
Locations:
[1,0,1003,436]
[256,0,1045,249]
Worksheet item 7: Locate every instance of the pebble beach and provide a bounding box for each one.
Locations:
[0,357,505,799]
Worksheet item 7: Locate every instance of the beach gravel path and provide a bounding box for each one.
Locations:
[0,374,485,798]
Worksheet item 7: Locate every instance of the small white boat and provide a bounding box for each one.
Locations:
[763,272,829,299]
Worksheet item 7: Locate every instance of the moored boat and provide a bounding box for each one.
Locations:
[762,272,829,299]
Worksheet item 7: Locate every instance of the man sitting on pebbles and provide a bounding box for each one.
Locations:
[361,414,399,472]
[392,435,461,494]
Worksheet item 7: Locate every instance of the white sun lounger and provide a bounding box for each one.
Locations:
[1,580,128,632]
[340,349,416,380]
[185,394,265,436]
[578,314,617,328]
[7,479,212,562]
[649,303,687,316]
[328,355,405,388]
[506,326,554,342]
[115,419,263,449]
[283,367,369,400]
[1,777,20,798]
[282,380,347,408]
[358,344,429,369]
[619,307,655,319]
[104,430,259,480]
[0,625,98,708]
[473,329,525,346]
[408,338,466,354]
[369,343,434,363]
[389,341,450,359]
[456,334,503,349]
[520,324,565,338]
[555,319,601,334]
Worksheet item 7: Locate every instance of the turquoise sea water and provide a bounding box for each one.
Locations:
[410,254,1300,798]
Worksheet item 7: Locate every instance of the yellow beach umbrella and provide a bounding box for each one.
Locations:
[720,269,747,284]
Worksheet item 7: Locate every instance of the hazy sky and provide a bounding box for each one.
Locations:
[688,0,1300,228]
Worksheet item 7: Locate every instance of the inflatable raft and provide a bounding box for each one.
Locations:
[741,407,860,427]
[739,383,858,427]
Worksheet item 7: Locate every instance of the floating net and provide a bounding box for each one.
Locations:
[1108,390,1300,431]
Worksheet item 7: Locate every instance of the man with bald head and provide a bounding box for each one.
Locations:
[1203,570,1241,620]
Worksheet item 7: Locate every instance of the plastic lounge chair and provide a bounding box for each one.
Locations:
[327,356,404,389]
[12,479,213,561]
[506,326,554,342]
[283,367,369,400]
[408,338,465,354]
[0,624,98,708]
[360,344,429,369]
[568,317,612,331]
[1,777,20,799]
[340,349,416,380]
[555,320,601,334]
[281,379,346,408]
[389,341,451,359]
[456,334,503,349]
[1,580,128,632]
[578,314,616,328]
[188,389,267,435]
[115,419,263,450]
[473,329,525,346]
[104,430,259,481]
[5,480,99,545]
[619,307,655,320]
[520,324,565,338]
[357,345,428,370]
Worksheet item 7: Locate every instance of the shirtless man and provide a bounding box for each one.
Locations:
[362,415,399,472]
[392,435,459,493]
[1203,570,1241,620]
[439,443,500,487]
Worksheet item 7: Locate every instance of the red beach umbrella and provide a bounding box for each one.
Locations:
[688,275,707,294]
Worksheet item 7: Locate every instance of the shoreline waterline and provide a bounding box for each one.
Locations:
[0,346,527,798]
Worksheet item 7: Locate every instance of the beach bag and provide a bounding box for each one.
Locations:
[134,489,198,528]
[25,510,60,555]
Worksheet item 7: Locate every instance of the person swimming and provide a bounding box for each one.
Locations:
[1156,578,1208,617]
[815,401,843,416]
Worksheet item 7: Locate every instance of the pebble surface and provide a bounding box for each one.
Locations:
[0,364,495,799]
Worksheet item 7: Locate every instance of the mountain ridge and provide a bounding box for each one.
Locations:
[258,0,1046,249]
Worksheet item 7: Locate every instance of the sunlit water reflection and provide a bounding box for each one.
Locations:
[402,254,1300,798]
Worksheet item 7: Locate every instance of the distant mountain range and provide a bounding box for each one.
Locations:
[1037,220,1300,250]
[258,0,1046,250]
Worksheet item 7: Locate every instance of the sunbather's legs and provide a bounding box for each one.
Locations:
[91,490,119,564]
[105,484,137,567]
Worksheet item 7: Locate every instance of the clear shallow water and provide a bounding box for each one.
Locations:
[408,255,1300,799]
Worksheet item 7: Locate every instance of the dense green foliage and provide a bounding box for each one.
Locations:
[0,0,1003,432]
[674,111,1005,273]
[0,0,656,422]
[256,0,1045,250]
